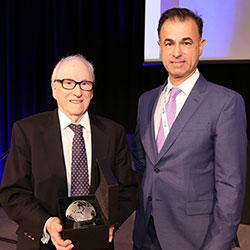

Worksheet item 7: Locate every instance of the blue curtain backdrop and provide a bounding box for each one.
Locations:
[0,0,145,182]
[1,0,250,185]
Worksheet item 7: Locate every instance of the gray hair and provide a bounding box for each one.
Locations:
[51,54,95,82]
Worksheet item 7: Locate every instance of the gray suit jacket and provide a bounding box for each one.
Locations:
[132,74,247,250]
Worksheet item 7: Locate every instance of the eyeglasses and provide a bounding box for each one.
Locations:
[54,79,95,91]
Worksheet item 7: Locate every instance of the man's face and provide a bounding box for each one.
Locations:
[158,18,205,86]
[51,59,93,123]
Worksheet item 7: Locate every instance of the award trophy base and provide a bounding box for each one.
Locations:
[58,159,118,250]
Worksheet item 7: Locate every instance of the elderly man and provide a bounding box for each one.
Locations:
[0,54,137,250]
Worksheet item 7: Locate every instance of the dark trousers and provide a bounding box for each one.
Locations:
[133,216,162,250]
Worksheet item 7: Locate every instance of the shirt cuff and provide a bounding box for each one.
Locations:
[41,217,52,244]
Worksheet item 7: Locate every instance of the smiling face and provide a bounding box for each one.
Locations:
[158,18,205,86]
[51,58,94,123]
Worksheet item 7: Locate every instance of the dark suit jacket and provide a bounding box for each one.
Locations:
[0,109,138,250]
[132,74,247,250]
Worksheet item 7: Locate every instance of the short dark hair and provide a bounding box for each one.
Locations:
[157,8,203,38]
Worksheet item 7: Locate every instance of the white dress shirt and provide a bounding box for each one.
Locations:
[154,69,200,139]
[58,109,92,196]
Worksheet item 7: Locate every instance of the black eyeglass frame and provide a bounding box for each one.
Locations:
[54,78,95,91]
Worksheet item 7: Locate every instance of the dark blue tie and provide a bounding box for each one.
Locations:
[69,124,89,196]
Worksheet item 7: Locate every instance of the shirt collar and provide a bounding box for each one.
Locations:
[165,68,200,96]
[58,109,91,132]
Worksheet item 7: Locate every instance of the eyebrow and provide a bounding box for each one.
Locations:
[182,37,193,42]
[163,37,193,44]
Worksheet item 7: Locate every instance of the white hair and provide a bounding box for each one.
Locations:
[51,54,95,82]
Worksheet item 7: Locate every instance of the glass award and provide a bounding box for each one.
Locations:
[65,200,96,228]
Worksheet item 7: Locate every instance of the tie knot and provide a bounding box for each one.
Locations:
[170,87,181,99]
[69,124,83,134]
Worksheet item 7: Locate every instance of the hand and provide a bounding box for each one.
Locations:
[109,225,115,243]
[46,217,74,250]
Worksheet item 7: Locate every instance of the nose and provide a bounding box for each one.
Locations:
[173,43,182,58]
[73,84,82,96]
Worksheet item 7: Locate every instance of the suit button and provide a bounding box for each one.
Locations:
[154,168,160,173]
[148,196,152,201]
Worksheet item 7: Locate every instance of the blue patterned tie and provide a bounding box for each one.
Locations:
[69,124,89,196]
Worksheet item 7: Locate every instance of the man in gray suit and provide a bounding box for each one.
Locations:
[132,8,247,250]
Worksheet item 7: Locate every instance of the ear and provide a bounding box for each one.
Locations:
[157,40,162,50]
[51,81,57,100]
[157,40,163,55]
[199,38,206,56]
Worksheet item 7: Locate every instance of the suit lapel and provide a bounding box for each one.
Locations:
[141,84,166,165]
[42,110,68,196]
[90,114,109,163]
[157,75,208,161]
[89,114,109,192]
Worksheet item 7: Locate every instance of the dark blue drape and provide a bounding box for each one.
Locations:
[1,0,250,185]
